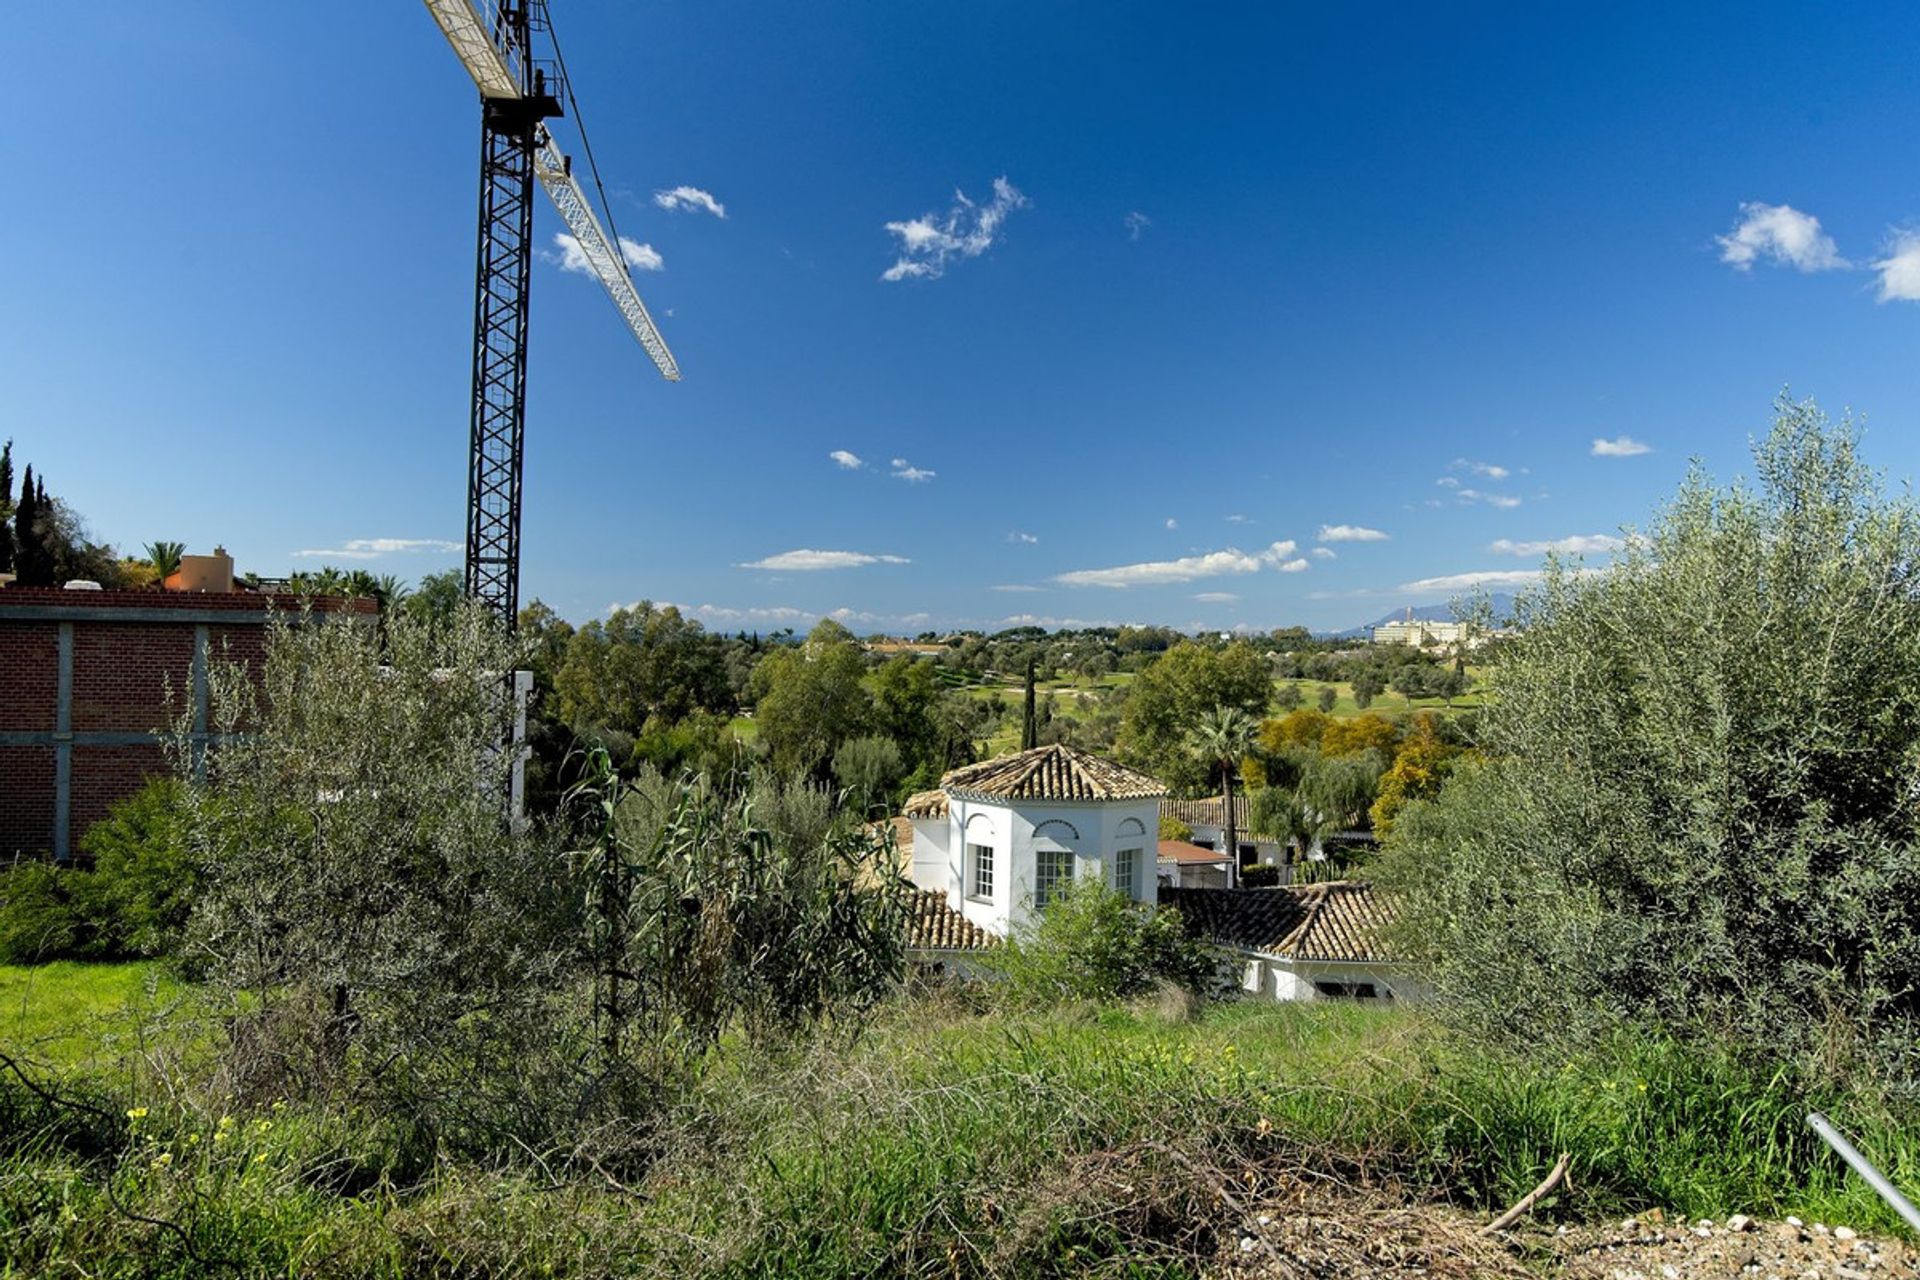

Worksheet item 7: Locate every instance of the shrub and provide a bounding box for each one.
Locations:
[0,861,82,963]
[982,878,1214,1004]
[75,777,194,958]
[1379,397,1920,1085]
[1239,864,1281,888]
[0,779,193,963]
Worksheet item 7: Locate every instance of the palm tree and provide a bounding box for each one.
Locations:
[1187,705,1259,890]
[144,540,185,584]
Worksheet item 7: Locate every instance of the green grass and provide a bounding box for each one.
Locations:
[4,962,1916,1277]
[1271,673,1488,719]
[0,960,183,1072]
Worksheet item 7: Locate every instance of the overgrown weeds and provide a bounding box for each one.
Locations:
[6,982,1915,1278]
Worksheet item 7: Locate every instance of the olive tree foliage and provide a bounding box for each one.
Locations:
[179,605,584,1145]
[1379,398,1920,1084]
[575,756,909,1062]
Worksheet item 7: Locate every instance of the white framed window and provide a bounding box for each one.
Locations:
[1113,846,1140,899]
[967,843,995,901]
[1035,847,1073,910]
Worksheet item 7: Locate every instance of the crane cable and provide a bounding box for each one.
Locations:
[544,8,634,271]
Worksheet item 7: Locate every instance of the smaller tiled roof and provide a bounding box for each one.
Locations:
[939,743,1165,805]
[1161,794,1281,841]
[904,889,999,951]
[903,789,949,819]
[1157,839,1233,866]
[1159,882,1393,963]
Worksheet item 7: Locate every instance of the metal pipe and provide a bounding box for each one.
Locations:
[1807,1111,1920,1235]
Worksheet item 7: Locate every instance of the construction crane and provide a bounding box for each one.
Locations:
[423,0,679,626]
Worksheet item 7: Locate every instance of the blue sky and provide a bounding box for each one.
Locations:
[8,2,1920,633]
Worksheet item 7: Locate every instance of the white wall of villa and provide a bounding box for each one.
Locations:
[910,794,1160,938]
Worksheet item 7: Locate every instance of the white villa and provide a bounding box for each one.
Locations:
[890,742,1408,1002]
[903,743,1165,939]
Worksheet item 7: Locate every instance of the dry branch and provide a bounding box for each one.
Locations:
[1482,1152,1570,1234]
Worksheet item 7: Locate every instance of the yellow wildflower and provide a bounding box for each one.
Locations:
[151,1151,172,1168]
[126,1107,149,1121]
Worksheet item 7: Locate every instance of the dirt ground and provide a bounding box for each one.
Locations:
[1207,1196,1917,1279]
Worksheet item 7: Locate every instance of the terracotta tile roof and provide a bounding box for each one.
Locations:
[903,789,950,819]
[1160,794,1283,841]
[939,743,1166,805]
[1158,882,1393,963]
[857,819,915,888]
[1157,839,1234,866]
[903,889,999,951]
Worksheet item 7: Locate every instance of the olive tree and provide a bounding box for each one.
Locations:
[180,605,581,1144]
[1380,397,1920,1083]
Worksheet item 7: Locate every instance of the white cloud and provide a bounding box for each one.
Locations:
[1317,524,1390,543]
[1276,557,1310,572]
[1007,531,1039,544]
[618,238,664,271]
[991,584,1041,593]
[1055,540,1300,589]
[554,233,663,274]
[881,176,1028,282]
[1489,534,1625,556]
[1224,513,1251,524]
[737,549,911,571]
[1450,458,1510,480]
[1451,488,1523,509]
[1873,230,1920,302]
[292,538,459,560]
[1193,592,1238,603]
[1125,211,1151,241]
[831,607,930,627]
[1399,569,1551,594]
[1716,202,1847,272]
[1436,476,1461,489]
[1164,518,1179,530]
[1310,547,1336,560]
[999,614,1116,629]
[1591,436,1652,457]
[890,458,936,482]
[653,186,726,218]
[648,601,812,624]
[829,449,864,470]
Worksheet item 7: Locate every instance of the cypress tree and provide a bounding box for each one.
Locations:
[1022,655,1038,750]
[0,439,13,576]
[14,465,50,586]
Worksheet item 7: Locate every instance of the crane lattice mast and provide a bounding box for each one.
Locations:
[423,0,679,626]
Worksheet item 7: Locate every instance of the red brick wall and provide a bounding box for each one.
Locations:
[0,589,377,858]
[70,743,172,843]
[0,747,55,857]
[72,623,195,733]
[0,621,56,733]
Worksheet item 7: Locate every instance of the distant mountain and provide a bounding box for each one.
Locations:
[1331,593,1518,640]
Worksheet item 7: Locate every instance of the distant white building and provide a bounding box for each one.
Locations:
[903,743,1166,940]
[1371,610,1479,651]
